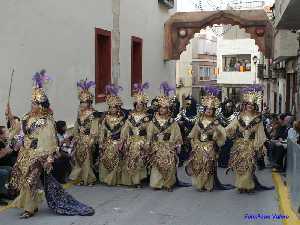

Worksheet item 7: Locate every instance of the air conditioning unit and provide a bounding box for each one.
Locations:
[158,0,174,9]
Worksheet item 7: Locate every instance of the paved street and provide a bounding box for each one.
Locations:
[0,168,281,225]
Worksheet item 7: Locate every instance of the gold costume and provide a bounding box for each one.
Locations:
[147,114,182,189]
[10,112,58,213]
[69,109,100,185]
[226,112,266,190]
[99,112,126,186]
[120,112,150,186]
[187,115,226,191]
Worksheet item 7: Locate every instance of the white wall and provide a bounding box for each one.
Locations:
[119,0,176,110]
[176,42,193,105]
[0,0,175,126]
[0,0,113,126]
[217,39,259,85]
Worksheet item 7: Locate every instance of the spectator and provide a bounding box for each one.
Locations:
[0,126,13,205]
[288,121,300,143]
[0,126,16,167]
[51,121,73,184]
[270,114,293,172]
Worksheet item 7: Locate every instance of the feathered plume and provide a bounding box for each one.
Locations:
[32,69,52,88]
[203,86,221,96]
[77,78,95,90]
[133,82,150,93]
[105,84,123,96]
[160,81,175,96]
[241,84,264,93]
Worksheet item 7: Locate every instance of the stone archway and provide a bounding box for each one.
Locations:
[164,10,274,60]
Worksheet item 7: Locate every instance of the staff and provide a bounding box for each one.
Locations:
[8,68,15,104]
[6,69,14,122]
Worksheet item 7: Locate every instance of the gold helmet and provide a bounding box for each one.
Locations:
[132,82,150,104]
[157,82,175,108]
[241,85,263,105]
[201,86,221,109]
[31,70,51,105]
[105,84,123,107]
[77,79,95,103]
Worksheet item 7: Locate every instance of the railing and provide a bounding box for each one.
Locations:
[287,139,300,213]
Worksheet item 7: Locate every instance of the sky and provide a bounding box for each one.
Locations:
[177,0,275,11]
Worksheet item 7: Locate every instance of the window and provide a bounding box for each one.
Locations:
[199,66,212,81]
[131,36,143,94]
[95,28,111,103]
[222,54,251,72]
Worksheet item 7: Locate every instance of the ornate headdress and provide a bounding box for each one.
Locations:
[105,84,123,107]
[241,85,263,105]
[77,79,95,103]
[31,70,51,105]
[132,82,150,104]
[201,86,221,109]
[157,82,175,107]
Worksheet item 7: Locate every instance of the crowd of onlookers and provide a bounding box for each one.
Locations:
[262,108,300,173]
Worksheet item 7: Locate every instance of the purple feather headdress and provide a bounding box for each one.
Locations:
[133,82,150,93]
[241,84,264,93]
[77,78,96,91]
[105,84,123,96]
[160,81,175,96]
[203,86,221,96]
[32,69,52,88]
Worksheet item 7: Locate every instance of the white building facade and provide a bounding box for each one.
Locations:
[0,0,176,125]
[216,26,260,102]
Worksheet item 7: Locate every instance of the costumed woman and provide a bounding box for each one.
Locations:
[217,98,239,168]
[185,87,227,191]
[147,82,182,191]
[69,79,101,186]
[9,70,94,218]
[99,84,126,186]
[120,83,150,187]
[226,85,273,193]
[175,95,198,167]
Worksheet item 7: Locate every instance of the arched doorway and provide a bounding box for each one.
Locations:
[164,10,273,60]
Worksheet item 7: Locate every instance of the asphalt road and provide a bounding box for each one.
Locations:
[0,168,282,225]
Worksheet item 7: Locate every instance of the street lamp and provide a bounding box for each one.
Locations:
[253,56,258,84]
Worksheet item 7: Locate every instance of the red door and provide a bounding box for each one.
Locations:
[131,36,143,94]
[95,28,111,103]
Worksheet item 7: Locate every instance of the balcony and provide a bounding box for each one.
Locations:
[273,0,300,30]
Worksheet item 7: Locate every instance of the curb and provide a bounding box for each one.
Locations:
[272,172,300,225]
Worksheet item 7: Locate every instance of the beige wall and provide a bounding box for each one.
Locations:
[274,30,298,59]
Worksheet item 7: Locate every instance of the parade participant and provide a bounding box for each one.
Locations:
[147,82,182,192]
[69,79,101,186]
[120,83,150,187]
[185,87,226,191]
[226,85,273,193]
[175,95,198,167]
[217,98,239,168]
[9,70,94,218]
[99,84,126,186]
[147,97,159,119]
